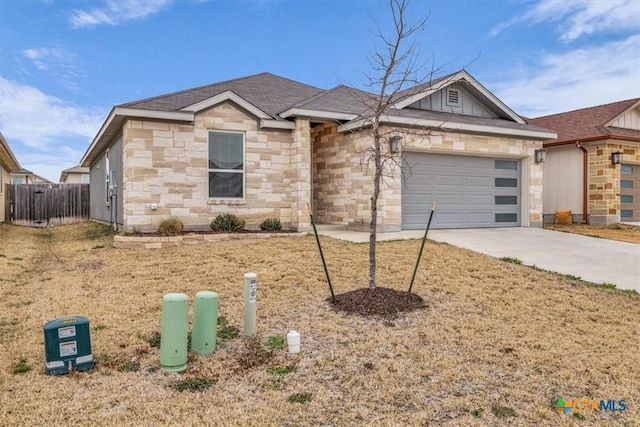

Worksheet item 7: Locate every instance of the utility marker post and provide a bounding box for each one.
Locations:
[243,272,257,336]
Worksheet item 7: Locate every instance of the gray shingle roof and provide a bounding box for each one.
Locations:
[289,85,376,116]
[119,72,323,119]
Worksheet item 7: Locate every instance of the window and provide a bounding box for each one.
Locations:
[81,174,90,184]
[621,210,633,218]
[208,131,244,198]
[495,213,518,223]
[621,165,633,174]
[621,195,633,204]
[621,180,633,189]
[495,160,518,170]
[495,195,518,205]
[495,178,518,187]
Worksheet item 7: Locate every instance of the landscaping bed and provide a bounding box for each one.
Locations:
[0,222,638,426]
[114,231,307,249]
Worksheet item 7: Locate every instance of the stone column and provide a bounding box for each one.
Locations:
[588,144,620,225]
[291,118,311,231]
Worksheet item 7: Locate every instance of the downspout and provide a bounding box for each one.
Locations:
[576,141,588,224]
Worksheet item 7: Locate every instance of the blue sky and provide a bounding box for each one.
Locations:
[1,0,639,182]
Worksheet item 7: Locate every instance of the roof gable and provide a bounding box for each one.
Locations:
[392,70,525,124]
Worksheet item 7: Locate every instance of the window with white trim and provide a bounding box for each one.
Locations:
[208,131,244,199]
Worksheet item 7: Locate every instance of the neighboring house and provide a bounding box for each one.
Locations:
[59,165,90,184]
[80,71,555,233]
[529,99,640,224]
[10,169,52,184]
[0,132,21,222]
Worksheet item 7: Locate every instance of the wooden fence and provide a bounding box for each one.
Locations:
[6,184,90,227]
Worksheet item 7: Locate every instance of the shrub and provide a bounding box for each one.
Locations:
[259,218,282,232]
[158,217,184,236]
[210,214,245,232]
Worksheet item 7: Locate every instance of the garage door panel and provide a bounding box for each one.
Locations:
[620,164,640,221]
[402,153,521,229]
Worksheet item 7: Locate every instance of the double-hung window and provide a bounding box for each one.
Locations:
[208,131,244,199]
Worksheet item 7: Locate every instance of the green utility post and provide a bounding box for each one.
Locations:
[160,293,188,372]
[243,273,257,336]
[191,291,218,355]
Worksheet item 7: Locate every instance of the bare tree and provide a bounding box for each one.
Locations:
[358,0,435,289]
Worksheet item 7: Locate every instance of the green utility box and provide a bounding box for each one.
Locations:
[44,316,94,375]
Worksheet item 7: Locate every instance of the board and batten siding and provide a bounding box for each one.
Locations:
[89,136,123,227]
[609,108,640,129]
[408,83,497,118]
[543,146,584,215]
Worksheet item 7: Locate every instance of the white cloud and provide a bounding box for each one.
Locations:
[0,77,105,150]
[70,0,172,28]
[490,0,640,42]
[22,47,85,90]
[489,35,640,117]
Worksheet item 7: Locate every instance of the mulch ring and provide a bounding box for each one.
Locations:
[328,287,427,317]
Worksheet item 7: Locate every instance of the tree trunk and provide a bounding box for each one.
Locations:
[369,126,383,290]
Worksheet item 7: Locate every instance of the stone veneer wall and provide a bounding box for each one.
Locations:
[121,101,305,232]
[587,141,640,225]
[312,124,544,229]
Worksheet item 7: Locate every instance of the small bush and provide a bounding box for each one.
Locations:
[158,217,184,236]
[499,257,522,265]
[259,218,282,232]
[210,214,245,232]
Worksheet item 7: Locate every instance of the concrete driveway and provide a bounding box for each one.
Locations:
[316,226,640,292]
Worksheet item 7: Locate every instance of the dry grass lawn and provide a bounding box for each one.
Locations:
[544,223,640,244]
[0,222,638,426]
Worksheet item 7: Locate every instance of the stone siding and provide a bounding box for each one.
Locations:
[312,124,544,229]
[587,141,640,224]
[122,102,304,232]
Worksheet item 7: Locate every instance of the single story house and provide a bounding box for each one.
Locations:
[59,165,90,184]
[1,132,21,222]
[529,98,640,224]
[80,71,555,233]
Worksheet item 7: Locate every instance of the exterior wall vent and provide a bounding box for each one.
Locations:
[447,89,460,105]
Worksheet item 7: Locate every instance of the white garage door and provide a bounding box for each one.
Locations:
[402,153,521,229]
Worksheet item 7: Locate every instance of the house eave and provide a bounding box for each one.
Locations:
[180,90,271,119]
[544,135,640,148]
[338,115,557,140]
[279,107,358,122]
[0,133,21,171]
[259,119,295,130]
[80,107,194,167]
